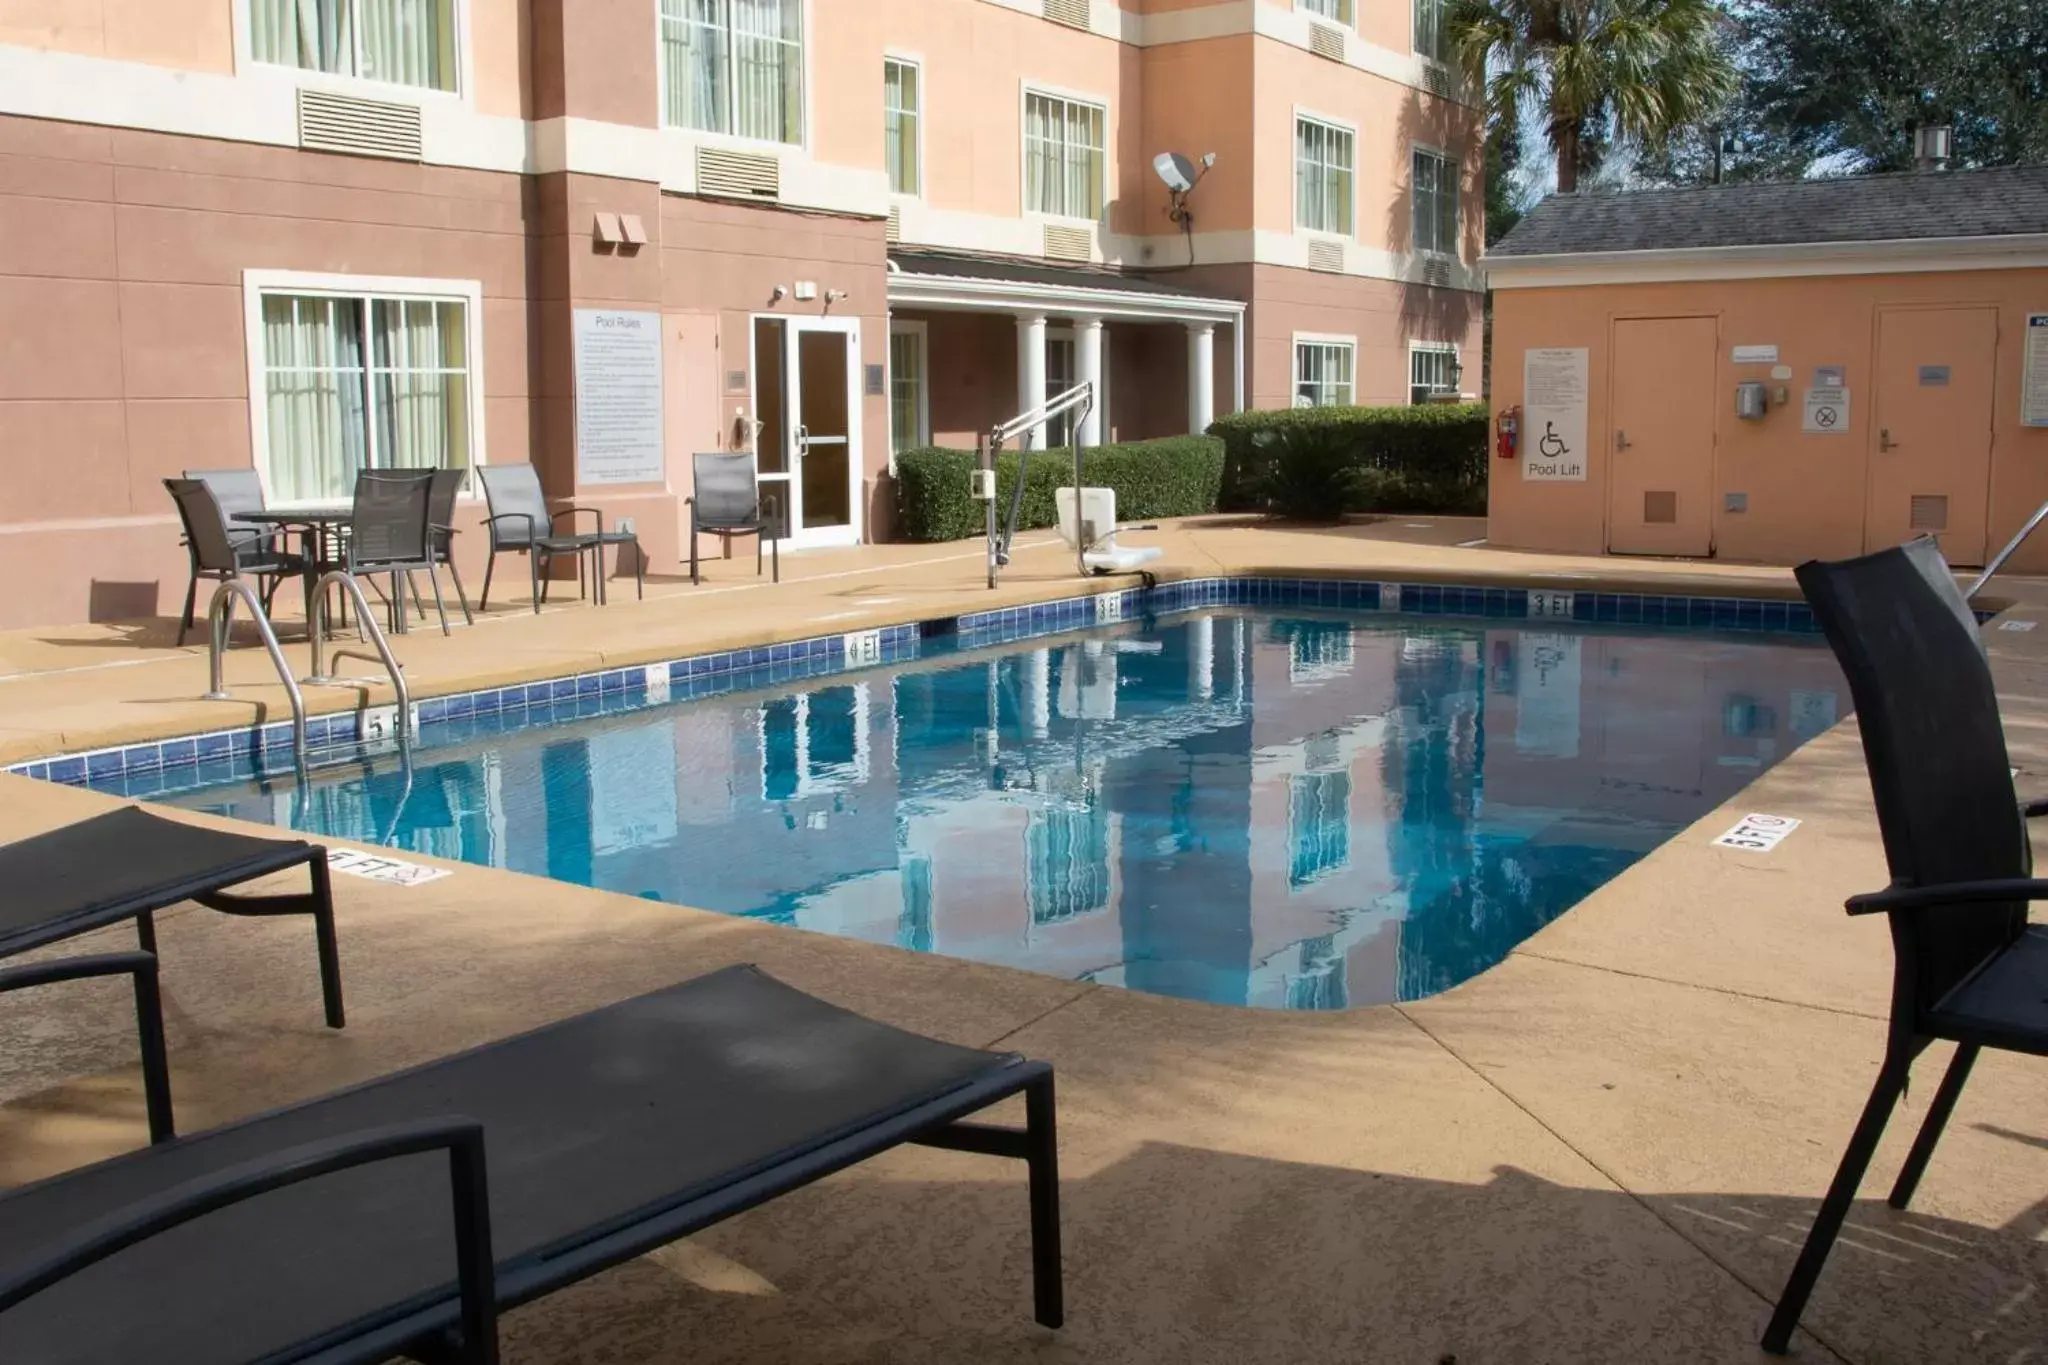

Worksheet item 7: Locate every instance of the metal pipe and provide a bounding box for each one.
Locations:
[985,382,1095,585]
[1967,498,2048,600]
[306,570,413,740]
[202,579,307,761]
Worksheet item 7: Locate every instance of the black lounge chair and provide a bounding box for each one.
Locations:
[1763,536,2048,1353]
[0,806,342,1142]
[0,964,1061,1363]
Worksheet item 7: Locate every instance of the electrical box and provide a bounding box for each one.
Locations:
[1735,381,1768,421]
[971,469,997,501]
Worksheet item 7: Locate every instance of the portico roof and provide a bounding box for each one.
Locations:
[887,247,1245,324]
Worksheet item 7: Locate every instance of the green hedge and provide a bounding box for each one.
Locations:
[1209,403,1489,516]
[893,436,1225,543]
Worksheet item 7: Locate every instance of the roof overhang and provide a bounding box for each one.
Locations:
[887,269,1246,325]
[1484,231,2048,290]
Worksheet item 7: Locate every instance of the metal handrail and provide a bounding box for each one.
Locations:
[305,571,414,740]
[1966,498,2048,600]
[203,579,307,760]
[983,381,1096,587]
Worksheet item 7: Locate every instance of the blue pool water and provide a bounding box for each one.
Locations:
[163,610,1844,1010]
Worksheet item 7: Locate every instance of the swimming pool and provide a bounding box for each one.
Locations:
[145,601,1844,1011]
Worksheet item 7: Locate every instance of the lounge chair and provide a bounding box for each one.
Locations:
[1762,536,2048,1353]
[0,964,1061,1362]
[0,806,343,1141]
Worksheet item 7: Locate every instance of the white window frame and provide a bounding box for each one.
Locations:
[241,269,487,507]
[234,0,475,102]
[1413,0,1451,63]
[884,52,924,200]
[1020,83,1109,224]
[1297,0,1355,26]
[1292,333,1357,409]
[1412,142,1460,258]
[1294,109,1357,239]
[657,0,813,149]
[1409,341,1461,404]
[887,319,930,461]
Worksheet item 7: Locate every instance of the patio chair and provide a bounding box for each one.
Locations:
[1762,535,2048,1354]
[426,467,476,627]
[688,451,780,586]
[0,805,345,1143]
[163,478,308,646]
[184,468,270,557]
[347,470,449,636]
[477,464,602,614]
[0,964,1062,1363]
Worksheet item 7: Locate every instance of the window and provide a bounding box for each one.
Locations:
[256,289,472,504]
[1411,344,1460,404]
[1295,116,1355,236]
[1288,772,1351,887]
[249,0,457,92]
[1299,0,1354,22]
[1294,339,1355,408]
[888,323,928,455]
[1045,334,1076,446]
[1413,147,1460,256]
[884,58,921,196]
[1024,91,1106,220]
[1414,0,1450,62]
[661,0,804,145]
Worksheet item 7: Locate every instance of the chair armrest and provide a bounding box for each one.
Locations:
[0,1117,499,1358]
[552,506,605,537]
[0,952,173,1144]
[1846,878,2048,915]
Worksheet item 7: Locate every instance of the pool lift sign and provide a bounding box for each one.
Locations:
[1523,348,1589,482]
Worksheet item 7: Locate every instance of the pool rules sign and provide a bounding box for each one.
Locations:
[1523,348,1589,481]
[573,309,666,485]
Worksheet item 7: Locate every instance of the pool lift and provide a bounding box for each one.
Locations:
[977,381,1164,589]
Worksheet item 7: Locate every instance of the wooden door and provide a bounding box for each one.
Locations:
[1867,307,1997,565]
[1608,317,1718,556]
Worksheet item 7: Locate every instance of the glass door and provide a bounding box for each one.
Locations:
[755,316,861,547]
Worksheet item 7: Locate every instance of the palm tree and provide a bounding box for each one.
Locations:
[1451,0,1735,194]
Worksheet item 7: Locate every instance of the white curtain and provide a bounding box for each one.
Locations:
[251,0,351,74]
[732,0,801,142]
[663,0,730,133]
[358,0,454,91]
[884,60,919,195]
[372,299,468,473]
[1025,94,1101,218]
[263,295,368,503]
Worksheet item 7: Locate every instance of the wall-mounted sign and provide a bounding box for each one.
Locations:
[574,309,666,485]
[2024,315,2048,427]
[1919,365,1952,387]
[1523,348,1588,482]
[1803,385,1851,435]
[1732,344,1779,365]
[1814,365,1846,388]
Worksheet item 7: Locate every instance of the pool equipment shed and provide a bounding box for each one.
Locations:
[1484,163,2048,570]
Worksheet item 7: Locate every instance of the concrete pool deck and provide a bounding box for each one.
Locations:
[0,520,2044,1362]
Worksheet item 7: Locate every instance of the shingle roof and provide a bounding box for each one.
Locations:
[1488,164,2048,259]
[888,247,1224,300]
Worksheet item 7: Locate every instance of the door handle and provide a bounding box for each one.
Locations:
[1880,429,1899,452]
[1614,430,1632,452]
[794,425,810,457]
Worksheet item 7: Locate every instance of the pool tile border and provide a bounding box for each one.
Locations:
[10,574,1959,798]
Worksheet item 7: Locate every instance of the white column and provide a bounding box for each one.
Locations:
[1186,322,1216,434]
[1015,312,1048,451]
[1189,614,1214,701]
[1075,316,1105,448]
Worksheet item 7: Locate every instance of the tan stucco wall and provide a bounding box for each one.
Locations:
[0,0,233,71]
[1489,267,2048,570]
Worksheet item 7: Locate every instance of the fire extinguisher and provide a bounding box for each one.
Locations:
[1496,405,1521,461]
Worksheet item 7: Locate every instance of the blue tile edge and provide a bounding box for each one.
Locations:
[8,577,1852,796]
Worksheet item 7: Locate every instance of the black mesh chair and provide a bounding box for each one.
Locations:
[426,467,475,627]
[164,479,307,645]
[184,468,271,557]
[345,470,448,636]
[1763,535,2048,1353]
[477,464,602,614]
[688,451,779,586]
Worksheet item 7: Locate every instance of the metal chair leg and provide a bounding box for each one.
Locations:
[444,555,474,626]
[1025,1073,1064,1330]
[1888,1043,1978,1209]
[634,541,644,600]
[177,576,199,646]
[532,550,546,613]
[408,571,428,622]
[479,553,496,613]
[310,853,345,1030]
[1763,1056,1913,1354]
[427,565,451,636]
[691,510,701,586]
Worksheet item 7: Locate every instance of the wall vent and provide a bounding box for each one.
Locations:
[1909,494,1949,532]
[297,88,422,161]
[1306,238,1346,273]
[886,204,902,244]
[1644,491,1678,524]
[1308,23,1347,61]
[695,147,781,200]
[1043,223,1094,262]
[1044,0,1091,30]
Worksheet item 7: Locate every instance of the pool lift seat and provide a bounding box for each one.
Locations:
[981,381,1161,586]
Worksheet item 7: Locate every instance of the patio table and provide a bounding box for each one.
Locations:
[237,509,385,632]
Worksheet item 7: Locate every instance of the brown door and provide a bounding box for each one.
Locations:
[1608,316,1717,556]
[1867,307,1997,565]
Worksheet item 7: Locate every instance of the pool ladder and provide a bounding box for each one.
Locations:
[203,570,414,769]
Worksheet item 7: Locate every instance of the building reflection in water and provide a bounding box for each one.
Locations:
[191,613,1845,1011]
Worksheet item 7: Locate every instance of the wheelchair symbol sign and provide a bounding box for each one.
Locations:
[1538,422,1570,458]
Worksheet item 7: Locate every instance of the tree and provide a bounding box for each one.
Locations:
[1701,0,2048,179]
[1450,0,1737,193]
